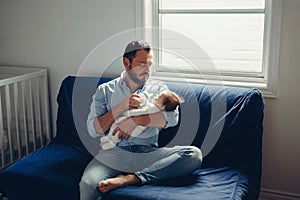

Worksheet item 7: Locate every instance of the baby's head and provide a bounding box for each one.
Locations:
[152,91,183,111]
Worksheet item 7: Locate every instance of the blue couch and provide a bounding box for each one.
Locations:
[0,76,264,200]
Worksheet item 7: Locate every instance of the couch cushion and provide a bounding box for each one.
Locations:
[0,143,93,200]
[55,76,112,148]
[104,167,250,200]
[160,82,264,168]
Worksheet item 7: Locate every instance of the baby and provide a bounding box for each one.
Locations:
[100,90,183,150]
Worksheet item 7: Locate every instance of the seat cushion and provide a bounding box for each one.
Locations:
[104,167,250,200]
[0,142,93,200]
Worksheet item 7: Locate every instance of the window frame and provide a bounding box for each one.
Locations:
[136,0,282,98]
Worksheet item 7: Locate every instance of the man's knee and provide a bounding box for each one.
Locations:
[79,177,95,191]
[79,178,101,200]
[191,146,202,163]
[181,146,202,167]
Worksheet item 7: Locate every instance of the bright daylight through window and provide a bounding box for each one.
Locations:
[138,0,281,97]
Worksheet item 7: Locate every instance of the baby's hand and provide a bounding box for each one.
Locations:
[132,93,147,107]
[118,94,140,111]
[129,94,141,109]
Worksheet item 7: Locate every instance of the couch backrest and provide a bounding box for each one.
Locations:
[54,76,264,170]
[54,76,111,155]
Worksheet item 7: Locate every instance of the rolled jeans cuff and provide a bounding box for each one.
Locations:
[134,172,148,185]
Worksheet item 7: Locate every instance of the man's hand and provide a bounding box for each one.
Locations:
[118,94,141,112]
[112,117,137,140]
[128,94,141,109]
[93,94,142,134]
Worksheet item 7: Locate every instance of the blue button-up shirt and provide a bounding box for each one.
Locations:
[87,72,179,147]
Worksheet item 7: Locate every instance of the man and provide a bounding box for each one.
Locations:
[80,40,202,200]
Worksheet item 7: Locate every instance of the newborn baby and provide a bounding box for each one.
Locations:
[100,90,182,150]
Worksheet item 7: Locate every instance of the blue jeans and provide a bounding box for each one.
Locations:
[79,145,202,200]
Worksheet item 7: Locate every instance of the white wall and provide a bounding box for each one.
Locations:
[0,0,300,197]
[261,0,300,196]
[0,0,136,128]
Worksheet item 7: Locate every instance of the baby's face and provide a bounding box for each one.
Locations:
[152,93,165,110]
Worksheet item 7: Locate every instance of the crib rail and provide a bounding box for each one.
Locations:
[0,66,52,169]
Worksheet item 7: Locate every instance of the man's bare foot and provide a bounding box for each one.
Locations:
[98,174,140,193]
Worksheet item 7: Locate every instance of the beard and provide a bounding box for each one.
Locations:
[127,66,149,86]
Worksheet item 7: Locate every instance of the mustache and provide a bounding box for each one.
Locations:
[141,72,149,76]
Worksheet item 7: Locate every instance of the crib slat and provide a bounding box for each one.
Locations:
[5,84,14,162]
[29,80,37,151]
[42,72,51,144]
[0,92,5,167]
[35,79,44,147]
[13,82,22,158]
[21,81,30,154]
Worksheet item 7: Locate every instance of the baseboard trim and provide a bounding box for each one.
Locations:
[260,188,300,200]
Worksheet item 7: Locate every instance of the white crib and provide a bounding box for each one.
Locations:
[0,66,52,169]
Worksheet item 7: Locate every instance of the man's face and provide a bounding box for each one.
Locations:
[126,49,153,86]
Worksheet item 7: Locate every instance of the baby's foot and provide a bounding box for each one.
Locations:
[101,142,115,150]
[100,136,108,143]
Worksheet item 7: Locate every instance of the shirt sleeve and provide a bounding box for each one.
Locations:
[87,86,108,138]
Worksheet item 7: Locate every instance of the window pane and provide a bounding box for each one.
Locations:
[160,14,265,73]
[160,0,265,10]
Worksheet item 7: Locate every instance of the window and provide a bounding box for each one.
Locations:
[136,0,282,97]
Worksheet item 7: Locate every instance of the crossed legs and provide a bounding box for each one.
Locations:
[79,145,202,200]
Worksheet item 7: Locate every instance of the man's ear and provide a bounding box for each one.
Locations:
[123,57,131,71]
